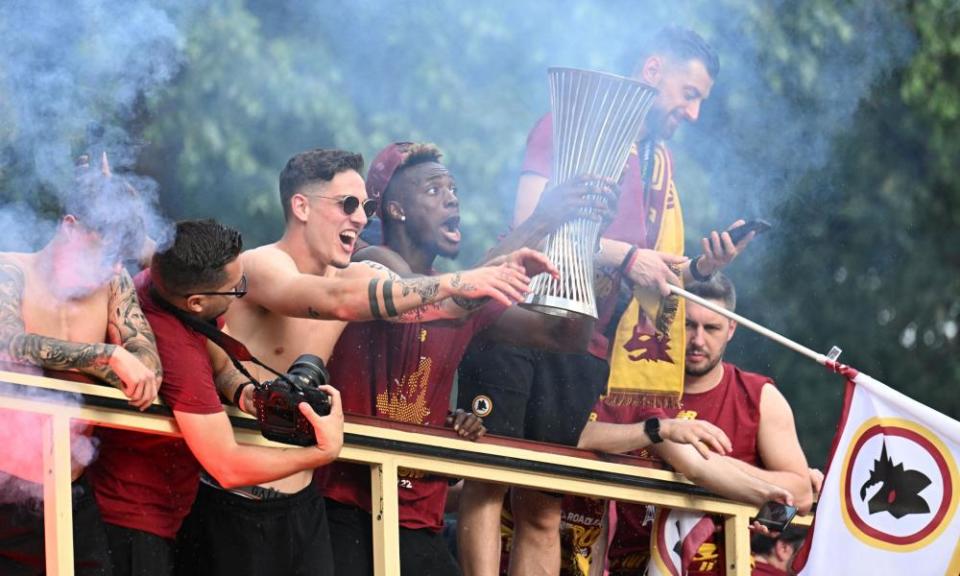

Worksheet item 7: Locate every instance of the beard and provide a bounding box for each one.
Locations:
[685,348,722,377]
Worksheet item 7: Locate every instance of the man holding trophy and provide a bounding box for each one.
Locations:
[457,27,759,576]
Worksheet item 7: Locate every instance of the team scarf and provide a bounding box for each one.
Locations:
[605,143,686,407]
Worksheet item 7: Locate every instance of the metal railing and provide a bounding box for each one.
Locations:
[0,370,810,576]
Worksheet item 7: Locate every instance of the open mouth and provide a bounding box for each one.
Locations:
[338,230,358,250]
[440,215,461,244]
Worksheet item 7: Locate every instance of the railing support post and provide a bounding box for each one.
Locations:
[724,512,751,576]
[43,413,74,576]
[370,459,401,576]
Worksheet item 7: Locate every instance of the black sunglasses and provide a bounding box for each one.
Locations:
[315,195,378,218]
[190,274,247,298]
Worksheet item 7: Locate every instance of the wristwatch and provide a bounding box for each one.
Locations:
[644,417,664,444]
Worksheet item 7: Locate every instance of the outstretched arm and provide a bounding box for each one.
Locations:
[242,248,531,323]
[0,259,160,409]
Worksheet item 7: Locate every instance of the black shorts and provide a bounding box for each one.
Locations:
[175,480,333,576]
[325,499,461,576]
[104,523,174,576]
[0,473,112,576]
[457,338,609,447]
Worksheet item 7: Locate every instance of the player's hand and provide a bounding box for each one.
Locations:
[239,383,257,416]
[498,248,559,280]
[624,249,686,297]
[659,418,732,458]
[446,408,486,441]
[809,467,824,497]
[450,264,533,306]
[109,347,161,410]
[300,385,344,463]
[697,219,754,277]
[532,174,618,228]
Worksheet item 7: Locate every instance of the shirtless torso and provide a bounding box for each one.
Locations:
[0,248,161,483]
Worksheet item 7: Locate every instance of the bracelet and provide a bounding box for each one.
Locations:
[618,245,639,277]
[232,381,253,409]
[689,255,714,282]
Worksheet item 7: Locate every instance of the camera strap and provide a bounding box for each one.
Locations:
[148,285,286,387]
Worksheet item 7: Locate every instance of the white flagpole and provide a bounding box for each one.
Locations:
[668,285,838,365]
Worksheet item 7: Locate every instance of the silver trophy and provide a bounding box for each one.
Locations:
[522,67,658,318]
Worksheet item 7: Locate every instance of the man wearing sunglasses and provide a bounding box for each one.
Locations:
[88,219,345,576]
[171,148,550,574]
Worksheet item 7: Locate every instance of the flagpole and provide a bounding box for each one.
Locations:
[668,285,834,365]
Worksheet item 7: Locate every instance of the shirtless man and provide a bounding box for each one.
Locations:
[185,148,545,569]
[0,160,163,575]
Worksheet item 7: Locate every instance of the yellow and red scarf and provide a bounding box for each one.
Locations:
[605,144,685,408]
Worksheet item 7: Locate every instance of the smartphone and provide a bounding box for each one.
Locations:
[753,501,798,532]
[726,219,772,245]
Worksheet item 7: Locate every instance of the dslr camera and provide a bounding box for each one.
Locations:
[253,354,332,446]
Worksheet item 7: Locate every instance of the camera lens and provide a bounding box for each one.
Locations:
[287,354,329,388]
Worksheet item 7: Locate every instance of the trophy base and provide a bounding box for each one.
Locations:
[519,294,598,320]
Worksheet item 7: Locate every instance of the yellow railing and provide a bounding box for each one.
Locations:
[0,370,810,576]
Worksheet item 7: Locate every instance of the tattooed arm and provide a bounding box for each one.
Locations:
[241,246,531,322]
[0,260,161,409]
[207,340,256,414]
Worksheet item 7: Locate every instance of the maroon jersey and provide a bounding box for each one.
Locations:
[522,113,665,360]
[596,363,771,576]
[88,270,224,539]
[752,560,787,575]
[320,302,505,531]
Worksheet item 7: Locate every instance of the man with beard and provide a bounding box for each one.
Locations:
[457,27,757,576]
[88,219,345,576]
[580,274,811,576]
[0,159,163,575]
[319,142,674,576]
[180,148,546,573]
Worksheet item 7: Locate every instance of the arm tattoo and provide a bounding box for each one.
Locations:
[108,271,162,380]
[397,277,441,305]
[360,260,401,280]
[451,295,489,311]
[368,278,383,320]
[449,272,485,310]
[214,364,253,407]
[382,279,398,318]
[0,260,120,386]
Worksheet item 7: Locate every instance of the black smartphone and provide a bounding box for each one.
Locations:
[726,219,772,245]
[753,501,798,532]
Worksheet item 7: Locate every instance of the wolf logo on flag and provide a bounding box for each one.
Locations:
[794,364,960,575]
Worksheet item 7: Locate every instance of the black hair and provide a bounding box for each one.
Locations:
[750,526,808,556]
[637,26,721,79]
[685,272,736,312]
[151,219,243,295]
[279,148,364,221]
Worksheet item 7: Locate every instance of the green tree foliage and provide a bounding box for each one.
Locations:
[3,0,959,465]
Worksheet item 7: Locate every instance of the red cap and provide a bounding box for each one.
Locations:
[366,142,416,217]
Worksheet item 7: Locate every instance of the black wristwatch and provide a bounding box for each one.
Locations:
[644,417,664,444]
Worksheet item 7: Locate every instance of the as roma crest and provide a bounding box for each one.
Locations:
[840,418,958,551]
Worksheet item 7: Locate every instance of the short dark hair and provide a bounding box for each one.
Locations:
[637,26,720,79]
[685,272,736,312]
[751,525,807,556]
[279,149,364,221]
[151,219,243,295]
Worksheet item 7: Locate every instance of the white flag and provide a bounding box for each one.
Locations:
[795,367,960,575]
